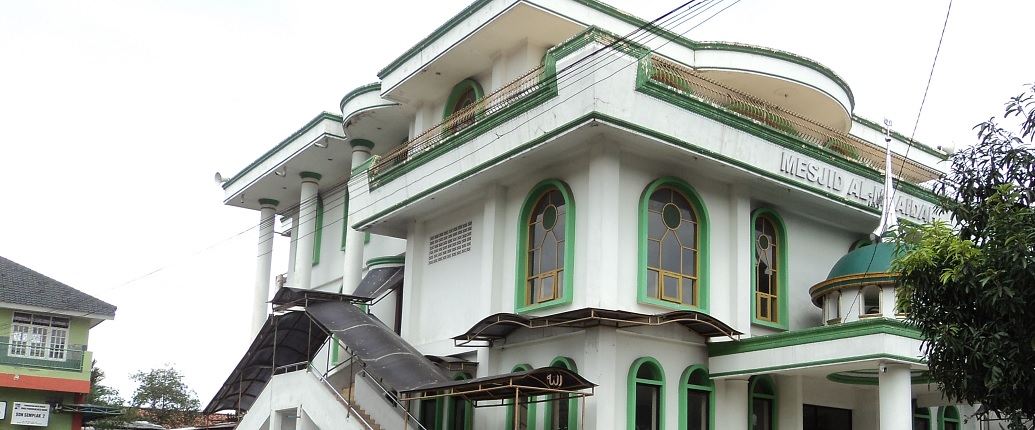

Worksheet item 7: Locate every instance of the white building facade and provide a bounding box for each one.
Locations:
[206,1,973,429]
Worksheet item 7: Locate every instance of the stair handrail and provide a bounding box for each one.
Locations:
[307,362,376,430]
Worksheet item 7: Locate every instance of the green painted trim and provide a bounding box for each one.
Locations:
[915,405,933,430]
[505,364,537,430]
[708,318,922,357]
[937,406,960,430]
[633,73,940,204]
[354,110,939,231]
[351,139,376,150]
[339,83,382,113]
[710,353,925,378]
[514,179,576,314]
[809,273,898,306]
[750,209,789,330]
[300,171,323,181]
[367,255,406,267]
[637,177,710,313]
[448,372,474,430]
[378,0,494,79]
[748,375,778,430]
[678,365,714,430]
[371,27,632,189]
[352,156,377,176]
[365,232,372,244]
[313,196,323,266]
[545,357,579,430]
[258,198,280,207]
[627,357,666,430]
[442,79,485,120]
[341,189,349,252]
[852,115,945,160]
[222,112,343,190]
[825,370,932,386]
[377,0,854,110]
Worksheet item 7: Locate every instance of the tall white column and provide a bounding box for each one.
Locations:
[293,172,321,290]
[721,378,749,430]
[252,198,279,337]
[879,363,912,430]
[342,140,373,293]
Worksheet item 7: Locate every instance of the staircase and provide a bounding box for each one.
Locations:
[340,386,383,430]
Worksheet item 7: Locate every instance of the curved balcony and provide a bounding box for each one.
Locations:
[809,243,904,325]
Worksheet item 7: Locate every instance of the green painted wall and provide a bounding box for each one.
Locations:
[0,386,76,430]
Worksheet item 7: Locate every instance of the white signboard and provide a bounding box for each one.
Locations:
[11,402,49,426]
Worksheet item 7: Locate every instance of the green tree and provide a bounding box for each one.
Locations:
[895,84,1035,429]
[130,366,201,428]
[87,361,131,430]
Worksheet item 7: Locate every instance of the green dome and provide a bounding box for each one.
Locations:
[826,243,899,279]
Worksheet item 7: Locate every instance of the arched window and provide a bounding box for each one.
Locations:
[628,358,665,430]
[546,357,578,430]
[639,178,709,311]
[938,406,960,430]
[448,373,473,430]
[506,364,536,430]
[861,285,881,317]
[751,209,787,329]
[417,395,441,430]
[680,366,713,430]
[913,402,931,430]
[749,376,776,430]
[443,79,484,133]
[517,180,576,313]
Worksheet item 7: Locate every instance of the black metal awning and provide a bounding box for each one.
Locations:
[453,307,742,346]
[351,266,404,300]
[398,367,595,406]
[54,404,125,422]
[204,311,328,414]
[307,301,451,392]
[270,287,366,311]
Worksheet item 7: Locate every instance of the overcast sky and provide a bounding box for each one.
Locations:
[0,0,1031,405]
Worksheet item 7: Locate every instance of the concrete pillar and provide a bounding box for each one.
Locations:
[342,140,373,293]
[252,198,279,337]
[879,363,912,430]
[721,378,749,430]
[778,375,804,430]
[293,172,321,290]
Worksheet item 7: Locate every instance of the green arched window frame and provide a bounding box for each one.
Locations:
[516,179,576,313]
[443,78,485,133]
[937,406,960,430]
[627,357,666,430]
[545,357,579,430]
[313,195,324,265]
[448,372,474,430]
[679,365,713,430]
[506,364,537,430]
[417,393,444,430]
[638,177,710,312]
[750,208,788,329]
[749,375,777,430]
[914,404,932,430]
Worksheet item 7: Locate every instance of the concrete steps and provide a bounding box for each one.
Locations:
[340,386,382,430]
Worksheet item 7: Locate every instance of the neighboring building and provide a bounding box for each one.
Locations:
[206,1,971,429]
[0,256,117,430]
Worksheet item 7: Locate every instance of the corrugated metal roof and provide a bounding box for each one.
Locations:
[0,256,116,317]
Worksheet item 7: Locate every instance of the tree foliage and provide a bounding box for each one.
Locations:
[130,366,201,428]
[87,361,132,430]
[895,84,1035,428]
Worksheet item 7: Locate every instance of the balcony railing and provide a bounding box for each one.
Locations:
[368,65,549,187]
[0,340,85,372]
[646,55,943,185]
